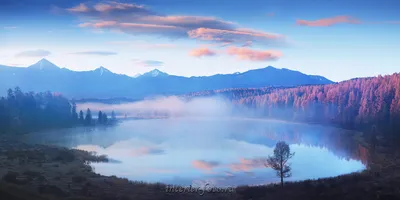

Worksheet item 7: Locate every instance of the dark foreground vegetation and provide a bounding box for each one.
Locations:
[0,87,117,134]
[0,135,400,200]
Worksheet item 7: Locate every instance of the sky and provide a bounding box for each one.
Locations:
[1,0,399,82]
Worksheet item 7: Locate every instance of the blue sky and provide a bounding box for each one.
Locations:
[1,0,399,81]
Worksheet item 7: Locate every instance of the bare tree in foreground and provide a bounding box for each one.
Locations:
[266,141,295,187]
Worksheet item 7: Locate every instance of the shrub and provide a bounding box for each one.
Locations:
[72,175,87,183]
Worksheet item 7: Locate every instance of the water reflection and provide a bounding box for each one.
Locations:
[23,118,367,187]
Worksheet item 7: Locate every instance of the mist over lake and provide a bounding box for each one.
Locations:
[23,115,366,187]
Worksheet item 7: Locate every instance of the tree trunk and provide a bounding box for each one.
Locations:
[280,154,283,187]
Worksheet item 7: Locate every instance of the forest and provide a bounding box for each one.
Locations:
[239,74,400,139]
[187,73,400,140]
[0,87,116,134]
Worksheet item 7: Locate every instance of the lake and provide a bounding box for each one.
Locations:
[23,117,367,187]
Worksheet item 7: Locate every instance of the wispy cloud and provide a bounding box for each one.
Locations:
[139,43,176,49]
[66,1,287,46]
[15,50,51,57]
[296,16,361,27]
[189,47,217,57]
[226,47,282,61]
[108,41,177,49]
[192,160,220,172]
[68,1,153,16]
[266,12,275,17]
[7,63,24,67]
[66,3,89,12]
[70,51,117,56]
[188,28,286,46]
[241,41,253,47]
[130,147,165,156]
[135,60,164,67]
[146,168,177,174]
[4,26,17,30]
[384,21,400,24]
[230,157,267,172]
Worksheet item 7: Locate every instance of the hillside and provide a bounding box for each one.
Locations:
[188,73,400,138]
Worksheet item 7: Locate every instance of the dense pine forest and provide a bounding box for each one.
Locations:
[188,73,400,140]
[0,87,116,134]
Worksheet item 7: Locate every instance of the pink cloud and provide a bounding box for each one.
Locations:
[296,16,361,27]
[79,21,118,28]
[129,147,165,156]
[79,21,184,35]
[140,16,234,30]
[79,21,179,29]
[189,47,217,57]
[267,12,275,17]
[68,2,146,14]
[66,2,288,46]
[67,3,89,12]
[230,158,267,172]
[67,2,233,38]
[226,47,282,61]
[192,160,220,171]
[119,23,179,29]
[94,3,114,12]
[188,28,285,46]
[242,41,253,47]
[94,2,144,12]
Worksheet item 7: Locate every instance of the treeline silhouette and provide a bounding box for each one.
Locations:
[0,87,117,134]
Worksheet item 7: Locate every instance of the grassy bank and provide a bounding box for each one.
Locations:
[1,136,400,200]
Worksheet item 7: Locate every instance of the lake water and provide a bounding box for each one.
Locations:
[24,117,367,187]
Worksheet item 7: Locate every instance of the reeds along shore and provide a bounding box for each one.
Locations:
[1,136,400,200]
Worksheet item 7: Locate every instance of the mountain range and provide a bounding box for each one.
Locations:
[0,59,334,99]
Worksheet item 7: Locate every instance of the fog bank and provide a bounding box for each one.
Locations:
[77,96,237,118]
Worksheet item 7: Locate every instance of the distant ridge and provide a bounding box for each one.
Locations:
[0,59,334,99]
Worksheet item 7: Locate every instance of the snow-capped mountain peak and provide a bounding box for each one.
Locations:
[141,69,169,77]
[94,66,111,76]
[28,58,59,70]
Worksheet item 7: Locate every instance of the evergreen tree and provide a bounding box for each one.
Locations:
[71,101,78,122]
[85,108,92,125]
[103,113,108,124]
[0,87,75,133]
[7,88,14,100]
[98,111,103,124]
[79,110,84,123]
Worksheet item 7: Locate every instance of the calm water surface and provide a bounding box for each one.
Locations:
[24,117,367,187]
